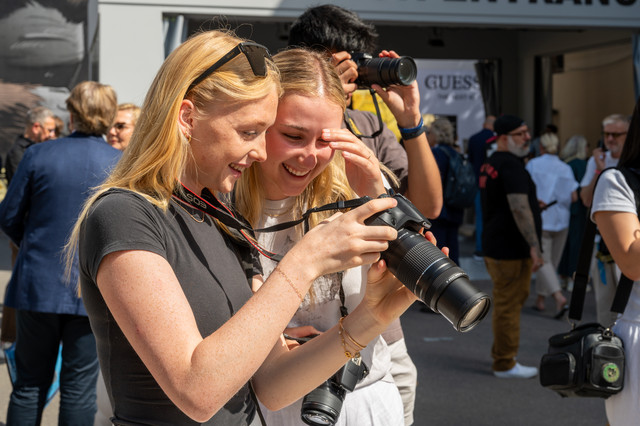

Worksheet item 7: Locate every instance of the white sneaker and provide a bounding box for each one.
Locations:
[494,362,538,379]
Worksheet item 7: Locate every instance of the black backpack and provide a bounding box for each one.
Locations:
[440,147,478,209]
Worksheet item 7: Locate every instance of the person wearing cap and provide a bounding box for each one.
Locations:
[525,132,577,318]
[479,114,543,379]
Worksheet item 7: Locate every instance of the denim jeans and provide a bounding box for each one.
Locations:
[7,310,99,426]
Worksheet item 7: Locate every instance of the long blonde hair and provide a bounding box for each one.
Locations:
[235,48,355,230]
[65,30,280,277]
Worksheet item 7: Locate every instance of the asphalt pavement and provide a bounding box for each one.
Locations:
[0,230,608,425]
[405,231,607,426]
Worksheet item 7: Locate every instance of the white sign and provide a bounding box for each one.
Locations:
[119,0,640,28]
[416,59,486,148]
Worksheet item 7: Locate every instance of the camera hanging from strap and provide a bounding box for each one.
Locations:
[570,166,639,323]
[539,166,639,399]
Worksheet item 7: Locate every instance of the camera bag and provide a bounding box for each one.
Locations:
[539,322,624,398]
[539,166,640,399]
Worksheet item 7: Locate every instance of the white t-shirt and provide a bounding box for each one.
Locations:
[255,197,403,426]
[592,168,640,426]
[525,154,578,231]
[591,169,640,322]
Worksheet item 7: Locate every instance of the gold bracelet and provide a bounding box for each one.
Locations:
[338,316,365,359]
[339,316,366,350]
[272,267,304,303]
[338,320,358,359]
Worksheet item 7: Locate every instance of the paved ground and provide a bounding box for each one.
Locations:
[405,231,607,425]
[0,230,609,425]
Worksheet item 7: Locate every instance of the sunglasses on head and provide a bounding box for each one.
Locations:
[186,42,272,94]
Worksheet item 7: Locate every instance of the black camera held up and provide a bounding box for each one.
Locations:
[364,193,491,332]
[350,52,418,89]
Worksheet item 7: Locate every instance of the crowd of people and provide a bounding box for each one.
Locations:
[0,3,636,426]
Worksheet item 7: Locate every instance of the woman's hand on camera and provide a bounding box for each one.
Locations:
[370,50,422,130]
[323,128,386,197]
[364,259,418,326]
[425,230,450,257]
[285,197,398,281]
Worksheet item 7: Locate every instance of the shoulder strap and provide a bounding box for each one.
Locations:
[568,202,598,321]
[439,145,454,161]
[249,381,267,426]
[569,167,638,321]
[439,146,459,176]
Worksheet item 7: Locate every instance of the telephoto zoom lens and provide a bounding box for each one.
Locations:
[356,56,417,88]
[363,193,491,332]
[383,229,491,332]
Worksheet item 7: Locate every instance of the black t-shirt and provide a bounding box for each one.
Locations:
[480,151,542,259]
[79,189,260,425]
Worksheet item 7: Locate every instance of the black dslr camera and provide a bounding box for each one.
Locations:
[284,334,368,426]
[364,193,491,332]
[300,356,368,426]
[350,52,418,88]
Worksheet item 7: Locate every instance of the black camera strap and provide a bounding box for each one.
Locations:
[344,89,384,139]
[569,166,639,322]
[172,183,371,262]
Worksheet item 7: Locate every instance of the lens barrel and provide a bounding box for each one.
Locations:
[356,56,417,88]
[383,229,491,332]
[300,382,345,426]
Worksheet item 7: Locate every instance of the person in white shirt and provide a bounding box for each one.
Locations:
[235,48,426,426]
[581,114,631,326]
[591,99,640,426]
[525,133,577,317]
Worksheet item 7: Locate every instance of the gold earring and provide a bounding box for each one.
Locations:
[184,133,191,143]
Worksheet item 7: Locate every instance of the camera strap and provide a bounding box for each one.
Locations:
[344,89,384,139]
[172,183,371,262]
[570,166,639,322]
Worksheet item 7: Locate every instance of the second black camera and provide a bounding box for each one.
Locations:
[351,52,418,88]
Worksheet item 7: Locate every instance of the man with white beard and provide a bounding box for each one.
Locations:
[479,114,543,379]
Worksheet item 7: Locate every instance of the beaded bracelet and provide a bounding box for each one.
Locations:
[398,116,426,140]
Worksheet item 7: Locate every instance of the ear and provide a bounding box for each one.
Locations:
[496,134,507,148]
[178,99,195,138]
[30,121,42,134]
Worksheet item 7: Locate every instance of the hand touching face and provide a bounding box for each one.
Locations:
[259,94,343,200]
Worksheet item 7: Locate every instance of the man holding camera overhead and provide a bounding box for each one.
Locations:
[288,4,442,221]
[480,114,543,379]
[288,5,443,425]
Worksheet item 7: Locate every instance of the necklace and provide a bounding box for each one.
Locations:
[264,210,290,218]
[173,199,205,223]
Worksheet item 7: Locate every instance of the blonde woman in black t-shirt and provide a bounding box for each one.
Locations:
[65,30,417,425]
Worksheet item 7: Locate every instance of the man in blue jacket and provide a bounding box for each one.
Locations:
[0,81,121,424]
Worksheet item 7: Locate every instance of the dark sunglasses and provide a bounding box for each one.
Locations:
[186,42,272,94]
